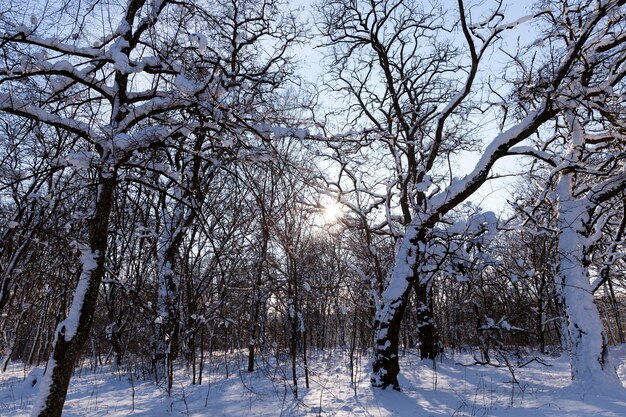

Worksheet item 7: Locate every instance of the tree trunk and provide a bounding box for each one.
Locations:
[302,327,310,389]
[28,301,48,366]
[371,229,419,390]
[154,204,198,392]
[290,292,299,399]
[552,112,622,387]
[371,290,410,390]
[107,287,128,368]
[413,280,438,360]
[607,278,625,345]
[198,326,205,385]
[248,223,269,372]
[556,154,619,386]
[536,278,547,353]
[557,220,618,385]
[2,310,25,372]
[31,174,116,417]
[247,294,262,373]
[247,337,256,373]
[154,256,180,394]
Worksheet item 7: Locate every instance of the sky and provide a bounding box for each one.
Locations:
[291,0,541,215]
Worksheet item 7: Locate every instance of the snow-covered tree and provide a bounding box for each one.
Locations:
[0,0,302,414]
[504,0,626,387]
[317,0,626,390]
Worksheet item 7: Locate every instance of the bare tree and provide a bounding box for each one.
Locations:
[0,0,302,414]
[317,0,626,390]
[504,0,626,386]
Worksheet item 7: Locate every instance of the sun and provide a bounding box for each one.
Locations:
[322,202,343,224]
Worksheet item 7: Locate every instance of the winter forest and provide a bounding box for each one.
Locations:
[1,0,626,415]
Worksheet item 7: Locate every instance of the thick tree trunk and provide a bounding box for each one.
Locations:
[554,114,620,387]
[371,290,410,390]
[413,280,438,360]
[558,220,618,385]
[31,174,115,417]
[371,228,419,390]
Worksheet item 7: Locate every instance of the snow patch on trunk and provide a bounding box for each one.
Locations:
[57,246,98,341]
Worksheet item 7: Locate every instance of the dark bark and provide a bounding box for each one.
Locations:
[106,287,129,367]
[290,290,299,399]
[371,288,411,390]
[248,222,269,372]
[302,327,310,389]
[1,310,24,372]
[28,301,48,366]
[607,278,625,344]
[34,174,116,417]
[413,281,438,360]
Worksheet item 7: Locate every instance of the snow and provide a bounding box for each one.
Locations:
[112,133,132,150]
[28,359,56,417]
[52,60,74,72]
[551,113,623,387]
[189,33,208,55]
[255,124,309,140]
[3,347,626,416]
[65,150,95,170]
[496,14,534,31]
[57,246,98,341]
[115,21,131,36]
[108,38,131,73]
[0,95,95,137]
[379,226,418,305]
[173,74,200,96]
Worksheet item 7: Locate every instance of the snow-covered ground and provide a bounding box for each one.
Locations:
[2,347,626,416]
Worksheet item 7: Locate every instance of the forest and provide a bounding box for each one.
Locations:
[1,0,626,416]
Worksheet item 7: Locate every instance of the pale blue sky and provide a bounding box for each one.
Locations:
[292,0,543,215]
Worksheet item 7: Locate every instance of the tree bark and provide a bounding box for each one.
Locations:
[31,173,116,417]
[371,227,420,390]
[248,222,269,372]
[557,221,617,384]
[553,114,621,387]
[371,288,411,390]
[413,280,438,360]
